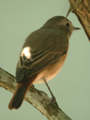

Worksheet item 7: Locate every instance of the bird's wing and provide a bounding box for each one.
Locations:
[18,28,67,77]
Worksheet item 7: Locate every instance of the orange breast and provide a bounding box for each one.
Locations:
[33,54,67,84]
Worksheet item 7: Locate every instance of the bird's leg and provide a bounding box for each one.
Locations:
[43,78,56,103]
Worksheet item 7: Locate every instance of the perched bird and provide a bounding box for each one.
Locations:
[8,16,80,109]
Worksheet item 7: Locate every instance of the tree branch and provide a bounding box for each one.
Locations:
[68,0,90,40]
[0,67,72,120]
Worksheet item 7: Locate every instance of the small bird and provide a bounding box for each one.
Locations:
[8,16,80,109]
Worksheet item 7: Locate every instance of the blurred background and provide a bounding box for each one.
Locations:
[0,0,90,120]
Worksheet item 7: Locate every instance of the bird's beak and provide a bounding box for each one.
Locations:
[73,27,80,30]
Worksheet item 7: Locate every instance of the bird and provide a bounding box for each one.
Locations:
[8,16,80,110]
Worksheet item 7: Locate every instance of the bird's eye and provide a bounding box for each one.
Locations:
[66,23,70,27]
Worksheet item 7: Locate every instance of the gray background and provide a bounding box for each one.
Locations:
[0,0,90,120]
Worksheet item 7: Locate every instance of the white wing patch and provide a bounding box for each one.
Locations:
[21,46,31,59]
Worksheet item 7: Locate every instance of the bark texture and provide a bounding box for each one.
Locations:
[0,67,71,120]
[0,1,89,119]
[68,0,90,40]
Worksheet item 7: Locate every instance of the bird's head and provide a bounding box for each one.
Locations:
[43,16,80,37]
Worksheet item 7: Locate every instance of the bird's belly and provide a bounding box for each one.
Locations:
[33,54,66,84]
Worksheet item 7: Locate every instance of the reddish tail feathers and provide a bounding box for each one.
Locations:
[8,75,36,110]
[8,82,29,109]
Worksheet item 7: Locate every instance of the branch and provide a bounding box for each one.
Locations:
[0,67,71,120]
[68,0,90,40]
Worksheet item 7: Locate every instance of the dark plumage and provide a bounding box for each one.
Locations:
[8,16,78,109]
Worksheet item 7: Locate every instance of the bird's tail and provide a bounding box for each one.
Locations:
[8,80,33,110]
